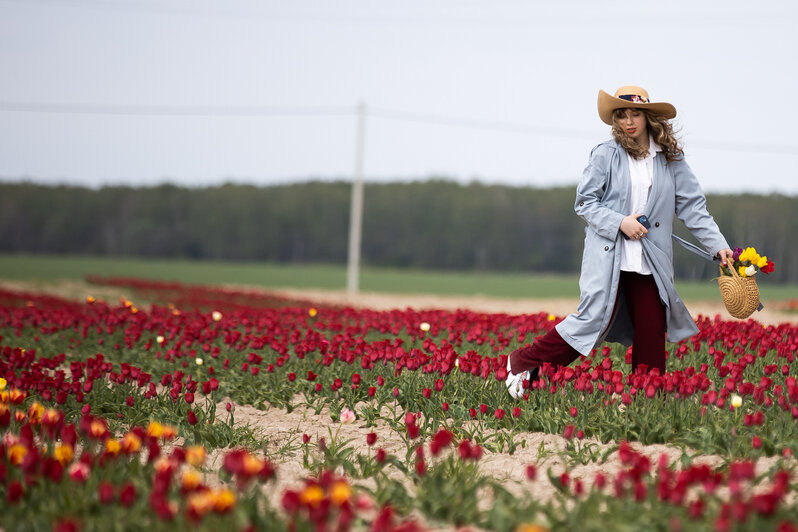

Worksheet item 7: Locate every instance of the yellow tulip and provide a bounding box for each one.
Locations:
[330,480,351,505]
[185,445,207,467]
[517,525,550,532]
[187,491,216,517]
[214,489,236,512]
[8,444,27,465]
[739,247,757,264]
[105,438,122,456]
[160,424,178,440]
[27,402,45,424]
[147,421,164,439]
[181,470,202,491]
[54,443,74,466]
[300,485,325,506]
[120,432,142,454]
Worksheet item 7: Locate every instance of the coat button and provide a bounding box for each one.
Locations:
[579,201,585,206]
[604,246,609,251]
[655,222,660,227]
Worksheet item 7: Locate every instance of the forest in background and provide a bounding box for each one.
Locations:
[1,181,795,283]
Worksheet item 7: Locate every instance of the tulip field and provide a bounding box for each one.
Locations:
[2,277,798,532]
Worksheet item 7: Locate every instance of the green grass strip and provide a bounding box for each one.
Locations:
[1,253,797,301]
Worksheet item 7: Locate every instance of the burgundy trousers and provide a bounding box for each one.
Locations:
[509,271,667,375]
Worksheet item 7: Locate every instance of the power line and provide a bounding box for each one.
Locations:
[0,100,603,140]
[2,100,797,156]
[686,139,798,157]
[3,0,793,27]
[369,108,798,156]
[0,101,353,117]
[369,107,598,139]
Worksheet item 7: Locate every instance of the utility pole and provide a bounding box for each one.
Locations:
[346,101,366,294]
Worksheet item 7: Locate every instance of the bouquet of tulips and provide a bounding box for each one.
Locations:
[721,246,774,278]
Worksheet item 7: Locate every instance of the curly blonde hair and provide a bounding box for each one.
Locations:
[611,109,684,163]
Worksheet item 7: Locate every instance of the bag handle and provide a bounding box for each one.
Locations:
[719,263,740,278]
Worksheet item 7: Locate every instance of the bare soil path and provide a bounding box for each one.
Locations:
[270,287,798,326]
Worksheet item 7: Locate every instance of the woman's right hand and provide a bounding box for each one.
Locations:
[620,214,648,240]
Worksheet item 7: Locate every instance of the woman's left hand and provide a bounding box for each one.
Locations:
[717,248,734,266]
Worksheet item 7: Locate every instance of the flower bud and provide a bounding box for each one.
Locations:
[730,394,742,409]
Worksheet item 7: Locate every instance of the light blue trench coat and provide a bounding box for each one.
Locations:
[555,139,730,356]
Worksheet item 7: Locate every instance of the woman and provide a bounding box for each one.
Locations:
[505,85,733,399]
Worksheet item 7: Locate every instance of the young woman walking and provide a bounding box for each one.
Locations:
[505,85,733,399]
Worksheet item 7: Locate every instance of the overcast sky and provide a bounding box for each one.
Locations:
[1,0,796,194]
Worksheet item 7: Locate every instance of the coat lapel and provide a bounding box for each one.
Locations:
[645,153,666,213]
[615,146,631,216]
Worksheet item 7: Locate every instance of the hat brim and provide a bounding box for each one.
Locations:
[597,90,676,125]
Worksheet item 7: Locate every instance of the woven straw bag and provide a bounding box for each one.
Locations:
[717,264,760,319]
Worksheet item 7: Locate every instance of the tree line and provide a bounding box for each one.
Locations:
[1,181,795,283]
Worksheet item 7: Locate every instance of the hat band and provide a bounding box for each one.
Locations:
[618,94,650,104]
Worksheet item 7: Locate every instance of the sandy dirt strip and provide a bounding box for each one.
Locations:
[270,287,798,326]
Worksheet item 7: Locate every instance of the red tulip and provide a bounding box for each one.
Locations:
[119,483,137,507]
[415,457,426,477]
[375,448,387,464]
[6,481,24,504]
[98,482,115,504]
[430,429,453,456]
[53,519,81,532]
[68,462,90,483]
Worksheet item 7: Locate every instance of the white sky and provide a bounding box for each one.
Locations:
[1,0,796,194]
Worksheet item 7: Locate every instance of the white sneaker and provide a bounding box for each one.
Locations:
[505,356,529,400]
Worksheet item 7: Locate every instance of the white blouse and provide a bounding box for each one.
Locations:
[619,135,661,275]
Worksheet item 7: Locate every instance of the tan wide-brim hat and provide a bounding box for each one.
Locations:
[597,85,676,125]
